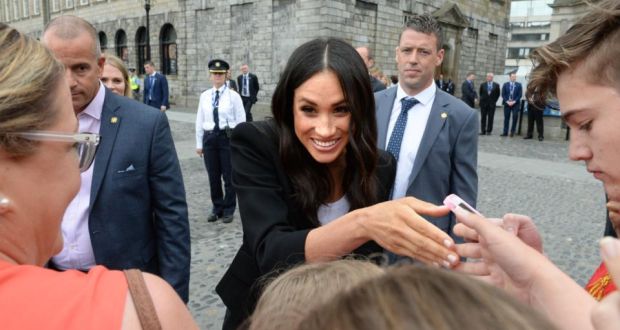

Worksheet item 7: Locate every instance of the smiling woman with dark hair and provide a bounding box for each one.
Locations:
[216,37,460,329]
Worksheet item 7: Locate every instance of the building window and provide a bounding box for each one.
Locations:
[4,1,10,21]
[65,0,74,8]
[136,27,148,75]
[115,29,128,61]
[33,0,40,14]
[22,0,29,17]
[12,0,19,19]
[511,33,548,42]
[403,11,414,25]
[507,47,533,59]
[51,0,59,12]
[80,0,89,4]
[159,24,177,75]
[98,31,107,53]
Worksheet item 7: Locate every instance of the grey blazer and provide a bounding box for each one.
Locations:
[375,86,478,237]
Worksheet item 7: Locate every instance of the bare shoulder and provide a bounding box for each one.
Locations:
[122,273,198,330]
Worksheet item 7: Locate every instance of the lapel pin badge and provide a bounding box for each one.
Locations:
[111,116,118,124]
[441,112,448,119]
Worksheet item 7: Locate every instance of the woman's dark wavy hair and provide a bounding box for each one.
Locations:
[271,37,379,227]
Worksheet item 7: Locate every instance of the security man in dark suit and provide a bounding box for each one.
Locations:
[479,72,501,135]
[435,73,455,95]
[237,64,259,122]
[461,72,477,108]
[501,72,523,137]
[196,60,246,223]
[143,60,170,111]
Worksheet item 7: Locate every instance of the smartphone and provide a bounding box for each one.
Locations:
[443,194,482,216]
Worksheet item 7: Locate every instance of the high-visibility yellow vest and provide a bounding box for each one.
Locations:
[130,76,140,91]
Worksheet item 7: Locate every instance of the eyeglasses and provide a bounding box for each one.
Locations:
[8,131,100,172]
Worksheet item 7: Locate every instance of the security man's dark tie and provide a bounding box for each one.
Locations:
[386,97,420,161]
[213,90,220,131]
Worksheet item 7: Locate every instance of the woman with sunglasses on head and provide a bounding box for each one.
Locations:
[216,37,459,329]
[0,23,197,329]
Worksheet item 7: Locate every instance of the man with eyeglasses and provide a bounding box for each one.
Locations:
[41,16,191,303]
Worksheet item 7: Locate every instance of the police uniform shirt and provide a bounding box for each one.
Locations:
[195,85,246,148]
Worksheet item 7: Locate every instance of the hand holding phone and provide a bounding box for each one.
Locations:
[443,194,482,216]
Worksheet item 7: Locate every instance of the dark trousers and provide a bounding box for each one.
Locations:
[503,105,520,134]
[241,96,254,122]
[480,104,496,133]
[203,130,236,216]
[526,109,544,138]
[146,99,162,110]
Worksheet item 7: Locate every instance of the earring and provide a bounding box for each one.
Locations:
[0,197,10,214]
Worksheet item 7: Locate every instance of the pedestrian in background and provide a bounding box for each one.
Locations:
[461,72,477,108]
[435,73,455,95]
[524,97,544,141]
[101,54,131,97]
[129,67,141,100]
[500,72,523,137]
[196,59,246,224]
[143,60,169,111]
[226,69,238,92]
[478,72,500,135]
[237,64,259,121]
[356,46,387,93]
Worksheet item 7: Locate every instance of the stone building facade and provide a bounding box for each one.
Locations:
[3,0,510,106]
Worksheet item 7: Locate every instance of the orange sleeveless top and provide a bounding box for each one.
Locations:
[586,261,617,301]
[0,260,128,329]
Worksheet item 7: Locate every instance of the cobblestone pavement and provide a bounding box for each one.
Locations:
[167,105,605,329]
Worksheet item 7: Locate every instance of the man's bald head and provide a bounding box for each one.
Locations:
[42,15,101,58]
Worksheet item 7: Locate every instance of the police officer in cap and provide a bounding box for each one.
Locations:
[195,59,246,223]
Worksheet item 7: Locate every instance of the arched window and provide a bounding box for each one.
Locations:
[98,31,107,53]
[136,27,148,75]
[159,24,177,75]
[115,29,128,61]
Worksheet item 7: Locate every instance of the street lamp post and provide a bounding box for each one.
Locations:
[144,0,151,61]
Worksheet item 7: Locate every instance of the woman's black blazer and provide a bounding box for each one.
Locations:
[216,120,396,329]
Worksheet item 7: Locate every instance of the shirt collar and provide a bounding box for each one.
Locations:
[79,82,105,121]
[396,81,436,107]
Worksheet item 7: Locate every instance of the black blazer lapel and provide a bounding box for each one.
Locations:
[90,91,122,206]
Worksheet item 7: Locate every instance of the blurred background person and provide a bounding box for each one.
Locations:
[129,67,141,100]
[217,37,458,329]
[143,60,169,112]
[0,22,196,329]
[355,46,386,92]
[478,72,500,135]
[523,96,545,141]
[461,72,477,108]
[500,72,523,137]
[237,64,259,122]
[369,66,389,89]
[226,69,238,92]
[101,54,131,97]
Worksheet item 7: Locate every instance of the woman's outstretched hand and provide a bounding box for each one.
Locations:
[358,197,459,268]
